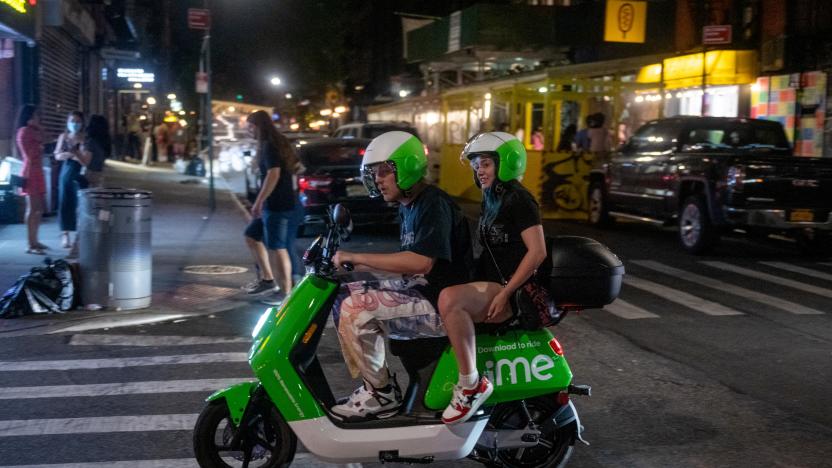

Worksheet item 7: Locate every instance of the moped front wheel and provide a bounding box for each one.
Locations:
[193,400,297,468]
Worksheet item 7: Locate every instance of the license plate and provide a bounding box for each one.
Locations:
[346,184,368,197]
[789,210,814,222]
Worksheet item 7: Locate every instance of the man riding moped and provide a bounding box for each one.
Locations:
[331,130,474,420]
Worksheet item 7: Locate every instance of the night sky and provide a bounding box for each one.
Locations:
[167,0,490,109]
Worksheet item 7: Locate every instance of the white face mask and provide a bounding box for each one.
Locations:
[67,122,82,134]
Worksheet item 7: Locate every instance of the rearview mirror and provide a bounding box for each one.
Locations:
[330,204,353,240]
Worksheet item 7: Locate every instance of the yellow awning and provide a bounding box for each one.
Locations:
[636,50,758,89]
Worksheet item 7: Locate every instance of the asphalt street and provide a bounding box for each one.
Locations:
[1,165,831,467]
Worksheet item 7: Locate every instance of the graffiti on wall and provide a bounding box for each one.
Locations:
[539,151,594,220]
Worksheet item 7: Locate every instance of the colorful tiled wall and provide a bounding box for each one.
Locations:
[751,72,827,157]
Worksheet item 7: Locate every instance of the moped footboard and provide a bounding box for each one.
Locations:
[206,381,259,426]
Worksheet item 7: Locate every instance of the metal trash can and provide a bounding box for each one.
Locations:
[79,188,152,310]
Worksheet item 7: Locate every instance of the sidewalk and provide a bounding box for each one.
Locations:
[0,160,264,336]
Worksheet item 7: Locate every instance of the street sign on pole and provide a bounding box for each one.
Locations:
[188,8,211,31]
[702,25,732,45]
[196,72,208,94]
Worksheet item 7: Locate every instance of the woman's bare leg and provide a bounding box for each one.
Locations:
[25,194,44,248]
[272,248,293,293]
[245,236,274,281]
[438,282,511,375]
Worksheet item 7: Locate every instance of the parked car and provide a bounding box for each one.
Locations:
[332,121,420,141]
[588,116,832,254]
[296,138,399,236]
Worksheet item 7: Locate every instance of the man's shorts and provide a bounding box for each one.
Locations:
[333,275,445,340]
[244,207,301,250]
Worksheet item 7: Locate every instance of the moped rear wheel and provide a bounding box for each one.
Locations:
[193,400,296,468]
[487,396,575,468]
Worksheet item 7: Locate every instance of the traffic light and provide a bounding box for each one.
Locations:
[236,94,243,102]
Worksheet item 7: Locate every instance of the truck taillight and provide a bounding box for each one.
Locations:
[726,165,745,192]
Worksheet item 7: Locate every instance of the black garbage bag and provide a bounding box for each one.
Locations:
[0,258,75,318]
[185,157,206,177]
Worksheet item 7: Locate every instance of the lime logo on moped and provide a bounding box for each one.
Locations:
[482,354,557,386]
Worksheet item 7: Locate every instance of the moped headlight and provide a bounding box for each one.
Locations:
[251,308,271,338]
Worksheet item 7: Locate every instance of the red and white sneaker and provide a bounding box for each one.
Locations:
[441,376,494,425]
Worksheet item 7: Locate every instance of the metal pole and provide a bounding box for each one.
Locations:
[204,0,215,211]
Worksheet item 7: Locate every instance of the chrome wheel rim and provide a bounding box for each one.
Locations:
[680,204,702,247]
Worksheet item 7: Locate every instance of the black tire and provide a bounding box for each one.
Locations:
[796,231,832,258]
[193,400,296,468]
[678,195,719,254]
[587,183,612,227]
[486,396,576,468]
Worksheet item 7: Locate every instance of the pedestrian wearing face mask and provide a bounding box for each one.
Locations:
[55,111,92,256]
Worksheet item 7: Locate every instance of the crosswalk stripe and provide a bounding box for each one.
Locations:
[603,299,660,319]
[702,261,832,299]
[0,414,197,436]
[760,262,832,282]
[633,261,825,315]
[0,353,248,372]
[0,378,252,400]
[0,460,199,468]
[625,276,744,316]
[0,453,359,468]
[68,334,251,347]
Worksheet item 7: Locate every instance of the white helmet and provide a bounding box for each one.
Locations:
[361,131,427,197]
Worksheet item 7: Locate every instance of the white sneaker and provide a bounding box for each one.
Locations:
[441,376,493,425]
[331,380,402,420]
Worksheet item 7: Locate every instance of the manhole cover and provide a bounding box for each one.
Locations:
[183,265,248,275]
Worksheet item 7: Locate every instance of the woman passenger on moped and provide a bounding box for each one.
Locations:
[437,132,548,425]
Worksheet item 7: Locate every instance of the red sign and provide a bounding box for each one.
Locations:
[188,8,211,30]
[702,25,732,45]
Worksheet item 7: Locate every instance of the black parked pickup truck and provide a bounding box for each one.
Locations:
[588,116,832,254]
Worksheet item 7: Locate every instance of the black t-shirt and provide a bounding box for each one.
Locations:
[258,142,296,212]
[477,183,542,284]
[399,185,474,304]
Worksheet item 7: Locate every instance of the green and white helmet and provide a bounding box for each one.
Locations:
[361,131,427,197]
[461,131,526,183]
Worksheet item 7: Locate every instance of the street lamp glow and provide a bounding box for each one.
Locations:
[178,110,186,115]
[284,93,293,99]
[332,112,340,118]
[334,105,346,114]
[398,89,410,98]
[270,76,282,86]
[538,86,547,93]
[320,109,332,116]
[167,93,177,100]
[228,106,236,113]
[146,97,157,105]
[289,123,300,131]
[133,83,143,89]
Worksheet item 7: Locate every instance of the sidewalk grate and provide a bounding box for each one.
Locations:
[182,265,248,275]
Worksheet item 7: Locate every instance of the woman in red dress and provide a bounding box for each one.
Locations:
[15,105,48,255]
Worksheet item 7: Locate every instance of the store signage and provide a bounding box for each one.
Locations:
[604,0,646,43]
[703,25,732,45]
[1,0,35,14]
[188,8,210,30]
[117,68,155,83]
[447,10,461,53]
